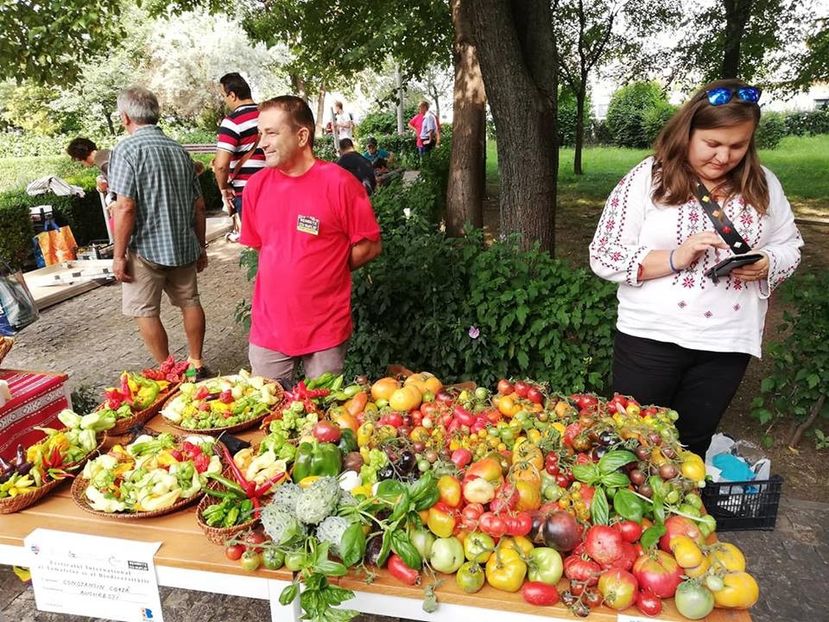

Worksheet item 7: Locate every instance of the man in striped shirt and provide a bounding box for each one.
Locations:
[213,73,266,242]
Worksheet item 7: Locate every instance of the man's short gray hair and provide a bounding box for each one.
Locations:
[117,86,160,125]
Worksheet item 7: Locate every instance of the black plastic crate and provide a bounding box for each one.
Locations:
[701,474,783,531]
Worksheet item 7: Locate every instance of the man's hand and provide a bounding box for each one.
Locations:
[113,257,133,282]
[197,250,208,273]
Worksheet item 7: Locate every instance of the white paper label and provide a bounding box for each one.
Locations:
[25,528,164,622]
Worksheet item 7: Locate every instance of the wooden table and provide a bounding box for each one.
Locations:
[0,420,752,622]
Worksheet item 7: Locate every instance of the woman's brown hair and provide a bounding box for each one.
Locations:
[652,79,769,214]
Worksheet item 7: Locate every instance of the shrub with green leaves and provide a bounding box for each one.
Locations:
[751,273,829,448]
[755,111,787,150]
[606,81,669,149]
[643,101,678,146]
[782,109,829,137]
[0,198,34,268]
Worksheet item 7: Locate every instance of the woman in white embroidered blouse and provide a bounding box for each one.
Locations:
[589,79,803,458]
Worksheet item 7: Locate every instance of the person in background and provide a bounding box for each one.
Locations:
[240,96,381,382]
[589,79,802,458]
[213,72,265,243]
[108,86,210,378]
[336,138,376,195]
[67,137,115,234]
[362,136,392,165]
[408,100,440,157]
[333,100,355,143]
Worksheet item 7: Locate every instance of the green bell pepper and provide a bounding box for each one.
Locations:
[338,429,357,453]
[292,442,342,483]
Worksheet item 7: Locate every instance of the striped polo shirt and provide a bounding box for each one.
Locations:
[216,103,266,193]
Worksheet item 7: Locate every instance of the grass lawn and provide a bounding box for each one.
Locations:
[486,134,829,213]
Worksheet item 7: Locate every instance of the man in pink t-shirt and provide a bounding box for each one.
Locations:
[240,96,382,381]
[407,100,441,156]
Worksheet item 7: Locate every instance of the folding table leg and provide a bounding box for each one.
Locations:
[268,579,301,622]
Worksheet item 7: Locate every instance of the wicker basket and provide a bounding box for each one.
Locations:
[159,379,284,436]
[195,475,258,545]
[0,432,107,515]
[0,336,13,365]
[107,383,181,436]
[70,432,223,520]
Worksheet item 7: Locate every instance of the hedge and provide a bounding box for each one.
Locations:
[237,135,617,392]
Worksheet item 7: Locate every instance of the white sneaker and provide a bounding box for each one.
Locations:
[226,231,240,243]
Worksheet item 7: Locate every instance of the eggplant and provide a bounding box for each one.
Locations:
[15,461,33,476]
[14,444,26,466]
[0,455,13,476]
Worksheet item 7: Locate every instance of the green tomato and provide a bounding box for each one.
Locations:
[463,531,495,563]
[684,493,703,510]
[678,503,701,518]
[474,387,489,401]
[239,551,262,572]
[430,537,465,574]
[456,561,486,593]
[527,547,563,585]
[409,527,436,561]
[262,548,285,571]
[284,550,306,572]
[675,580,715,620]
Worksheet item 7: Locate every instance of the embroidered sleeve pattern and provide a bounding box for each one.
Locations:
[589,159,652,287]
[756,171,803,298]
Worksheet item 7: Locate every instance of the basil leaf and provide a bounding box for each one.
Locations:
[376,479,406,503]
[413,485,440,512]
[598,449,637,474]
[649,475,667,500]
[410,472,440,511]
[613,489,644,522]
[640,524,666,550]
[279,582,299,606]
[377,528,393,566]
[339,522,366,568]
[653,498,666,523]
[391,530,423,570]
[316,560,348,577]
[601,471,630,488]
[571,464,600,484]
[389,490,411,522]
[591,487,610,525]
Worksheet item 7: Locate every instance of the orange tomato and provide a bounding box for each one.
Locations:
[371,377,400,401]
[438,475,462,508]
[514,480,542,511]
[344,391,368,416]
[332,411,359,433]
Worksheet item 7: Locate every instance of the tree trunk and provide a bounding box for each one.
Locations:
[721,0,754,79]
[314,89,326,136]
[290,74,308,100]
[470,0,558,253]
[396,65,405,134]
[574,83,586,175]
[103,107,116,137]
[446,0,486,235]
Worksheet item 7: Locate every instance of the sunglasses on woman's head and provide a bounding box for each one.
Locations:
[705,86,762,106]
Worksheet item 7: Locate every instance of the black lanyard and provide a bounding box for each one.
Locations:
[693,182,751,255]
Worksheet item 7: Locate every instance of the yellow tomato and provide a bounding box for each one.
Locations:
[713,572,759,609]
[708,542,746,572]
[497,395,521,418]
[485,548,527,592]
[499,536,534,557]
[681,458,707,481]
[370,377,400,401]
[683,554,711,578]
[389,385,422,411]
[437,475,462,508]
[670,535,704,569]
[514,480,542,511]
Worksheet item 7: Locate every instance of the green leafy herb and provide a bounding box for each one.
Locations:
[591,487,610,525]
[339,523,366,568]
[598,449,637,474]
[613,489,644,522]
[640,524,666,550]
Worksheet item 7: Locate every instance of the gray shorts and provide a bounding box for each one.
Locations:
[248,341,348,383]
[122,252,200,317]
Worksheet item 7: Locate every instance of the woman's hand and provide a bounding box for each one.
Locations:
[731,253,769,282]
[673,232,729,270]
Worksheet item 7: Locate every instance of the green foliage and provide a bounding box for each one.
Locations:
[782,108,829,137]
[606,81,668,148]
[0,83,77,136]
[755,112,787,150]
[236,134,617,391]
[642,101,678,146]
[557,89,591,148]
[0,199,34,268]
[355,106,418,138]
[0,132,89,159]
[0,1,125,84]
[751,273,829,446]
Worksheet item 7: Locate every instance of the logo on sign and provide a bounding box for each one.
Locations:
[128,560,149,571]
[141,608,154,620]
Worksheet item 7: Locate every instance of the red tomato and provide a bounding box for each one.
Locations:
[225,544,245,561]
[505,512,533,537]
[479,512,507,539]
[637,589,663,617]
[521,581,560,606]
[564,555,602,586]
[584,525,624,566]
[513,381,530,398]
[244,531,267,554]
[386,412,404,428]
[497,379,514,395]
[451,448,473,469]
[312,421,342,443]
[615,520,644,544]
[527,387,544,404]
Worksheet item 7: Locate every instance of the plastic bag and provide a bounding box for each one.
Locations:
[34,226,78,267]
[0,264,39,335]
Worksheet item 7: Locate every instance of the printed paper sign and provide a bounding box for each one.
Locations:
[297,215,320,235]
[24,529,164,622]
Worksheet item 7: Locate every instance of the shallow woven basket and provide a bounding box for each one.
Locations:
[0,432,107,515]
[70,433,223,520]
[0,336,13,365]
[195,473,259,545]
[160,379,283,436]
[107,383,181,436]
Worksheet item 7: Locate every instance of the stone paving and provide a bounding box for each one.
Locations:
[1,237,828,622]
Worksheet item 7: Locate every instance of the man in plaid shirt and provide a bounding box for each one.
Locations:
[108,86,209,376]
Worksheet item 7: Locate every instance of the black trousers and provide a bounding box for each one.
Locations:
[612,331,751,458]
